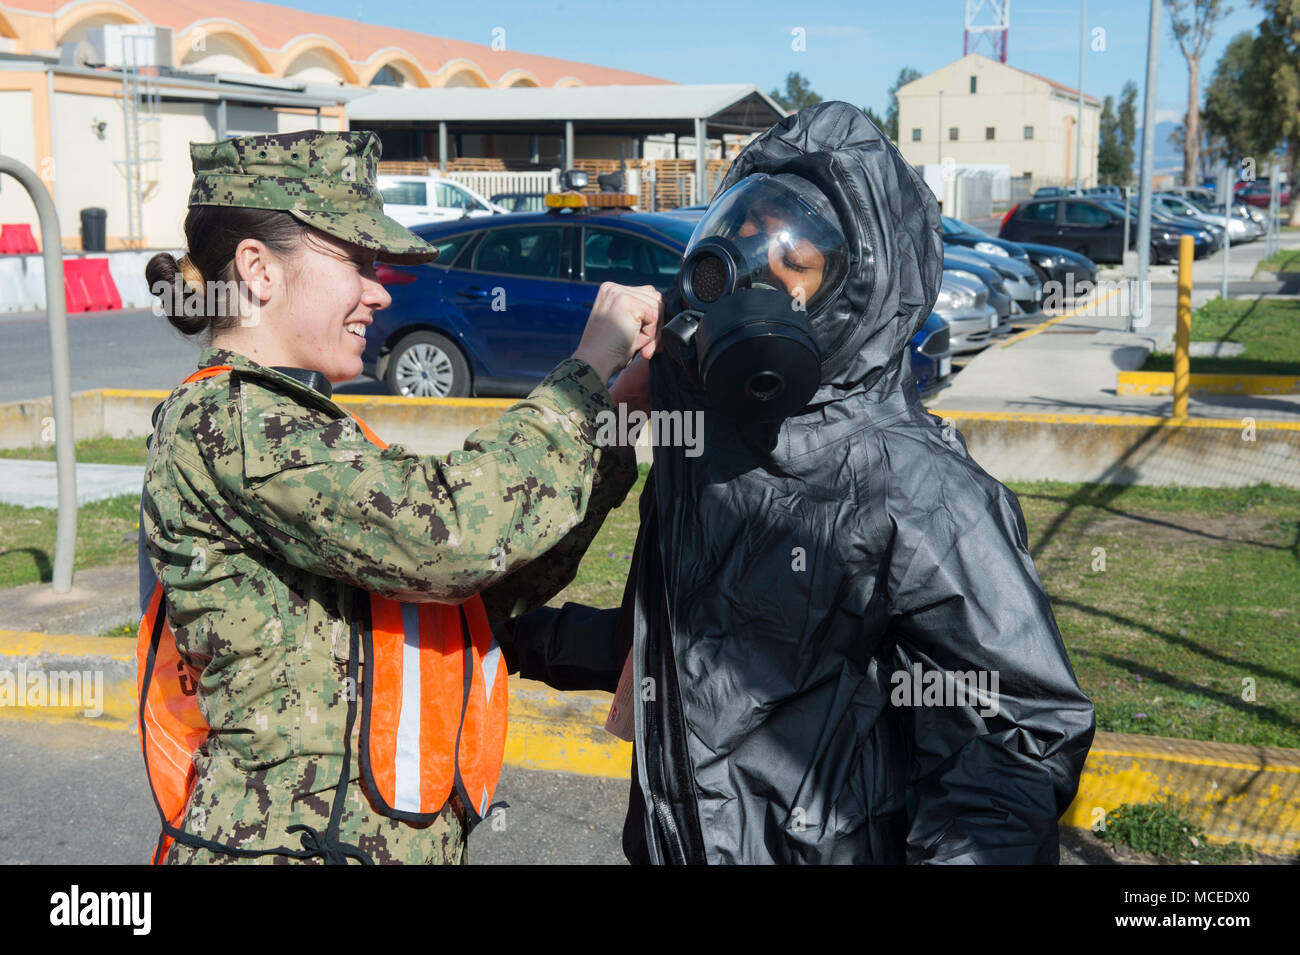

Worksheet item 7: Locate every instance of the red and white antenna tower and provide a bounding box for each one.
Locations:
[964,0,1010,63]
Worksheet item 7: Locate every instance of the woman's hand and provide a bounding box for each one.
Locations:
[572,283,661,384]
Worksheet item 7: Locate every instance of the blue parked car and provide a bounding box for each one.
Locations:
[365,208,695,396]
[366,203,952,398]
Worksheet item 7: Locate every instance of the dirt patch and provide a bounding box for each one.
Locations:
[1085,511,1289,549]
[1058,826,1294,865]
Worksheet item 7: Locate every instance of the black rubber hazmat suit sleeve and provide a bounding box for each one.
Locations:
[492,603,623,693]
[884,436,1096,864]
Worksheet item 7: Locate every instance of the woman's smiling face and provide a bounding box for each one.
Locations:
[273,230,391,383]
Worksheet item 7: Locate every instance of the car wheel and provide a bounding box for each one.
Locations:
[1149,243,1163,266]
[385,331,471,398]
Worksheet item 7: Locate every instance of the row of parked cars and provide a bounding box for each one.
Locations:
[359,182,1102,403]
[999,188,1268,265]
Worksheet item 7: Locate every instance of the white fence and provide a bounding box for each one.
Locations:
[445,168,644,206]
[445,169,562,200]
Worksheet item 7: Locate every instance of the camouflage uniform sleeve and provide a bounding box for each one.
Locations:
[479,437,638,624]
[189,357,630,604]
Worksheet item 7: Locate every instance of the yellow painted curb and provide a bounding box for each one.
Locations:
[505,681,632,778]
[98,388,517,411]
[927,408,1300,431]
[1118,370,1300,396]
[0,629,137,728]
[1062,731,1300,855]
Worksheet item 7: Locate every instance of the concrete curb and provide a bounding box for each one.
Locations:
[3,628,1295,855]
[1118,370,1300,396]
[927,409,1300,489]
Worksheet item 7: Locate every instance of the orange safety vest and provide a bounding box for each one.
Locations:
[137,365,508,864]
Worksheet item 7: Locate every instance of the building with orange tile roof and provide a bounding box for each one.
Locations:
[0,0,707,249]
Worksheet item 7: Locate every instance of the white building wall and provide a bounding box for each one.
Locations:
[0,89,39,241]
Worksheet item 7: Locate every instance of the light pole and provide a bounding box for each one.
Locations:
[1130,0,1161,332]
[1076,0,1086,192]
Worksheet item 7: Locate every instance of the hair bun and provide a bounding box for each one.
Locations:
[177,253,206,295]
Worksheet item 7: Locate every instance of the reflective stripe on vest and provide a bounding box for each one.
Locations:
[137,365,508,863]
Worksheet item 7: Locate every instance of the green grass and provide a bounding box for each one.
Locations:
[1255,248,1300,274]
[0,495,140,591]
[0,435,149,467]
[0,436,148,590]
[1010,481,1300,748]
[1098,802,1254,863]
[1140,297,1300,376]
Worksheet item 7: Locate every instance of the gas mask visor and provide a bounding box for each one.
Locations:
[679,172,849,316]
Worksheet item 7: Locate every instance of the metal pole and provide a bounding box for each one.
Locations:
[1173,234,1193,418]
[1130,0,1160,331]
[694,117,707,207]
[1220,165,1231,300]
[0,156,76,592]
[1076,0,1085,192]
[1123,188,1131,263]
[565,120,575,172]
[1268,161,1279,257]
[216,98,227,139]
[439,122,448,174]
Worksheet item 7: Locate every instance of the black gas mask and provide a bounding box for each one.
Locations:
[660,173,849,423]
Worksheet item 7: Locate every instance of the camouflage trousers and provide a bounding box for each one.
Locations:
[164,754,467,865]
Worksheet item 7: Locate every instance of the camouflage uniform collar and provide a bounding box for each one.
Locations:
[196,347,339,404]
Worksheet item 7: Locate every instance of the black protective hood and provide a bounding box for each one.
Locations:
[690,100,944,408]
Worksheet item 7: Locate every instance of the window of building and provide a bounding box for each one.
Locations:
[948,127,958,141]
[985,127,995,140]
[1024,125,1034,140]
[970,75,977,94]
[912,128,922,141]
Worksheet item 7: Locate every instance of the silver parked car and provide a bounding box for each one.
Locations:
[1153,193,1261,243]
[935,272,1003,354]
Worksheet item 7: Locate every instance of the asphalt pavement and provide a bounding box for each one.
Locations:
[0,308,376,404]
[0,717,629,865]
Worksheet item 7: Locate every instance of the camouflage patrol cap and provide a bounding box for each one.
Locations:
[187,130,438,264]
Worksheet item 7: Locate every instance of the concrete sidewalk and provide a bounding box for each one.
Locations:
[932,231,1300,421]
[0,459,144,508]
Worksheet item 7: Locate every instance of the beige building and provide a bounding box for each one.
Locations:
[897,53,1100,188]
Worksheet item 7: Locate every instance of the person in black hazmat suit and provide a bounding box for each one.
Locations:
[491,101,1096,864]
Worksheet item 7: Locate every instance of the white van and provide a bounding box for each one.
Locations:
[377,175,509,227]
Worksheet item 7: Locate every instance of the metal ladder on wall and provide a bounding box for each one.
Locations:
[113,32,161,248]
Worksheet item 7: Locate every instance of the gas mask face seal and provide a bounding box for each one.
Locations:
[661,173,850,423]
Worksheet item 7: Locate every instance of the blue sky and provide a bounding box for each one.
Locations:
[282,0,1266,123]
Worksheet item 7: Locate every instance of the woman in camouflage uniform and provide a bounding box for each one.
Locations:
[140,130,659,864]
